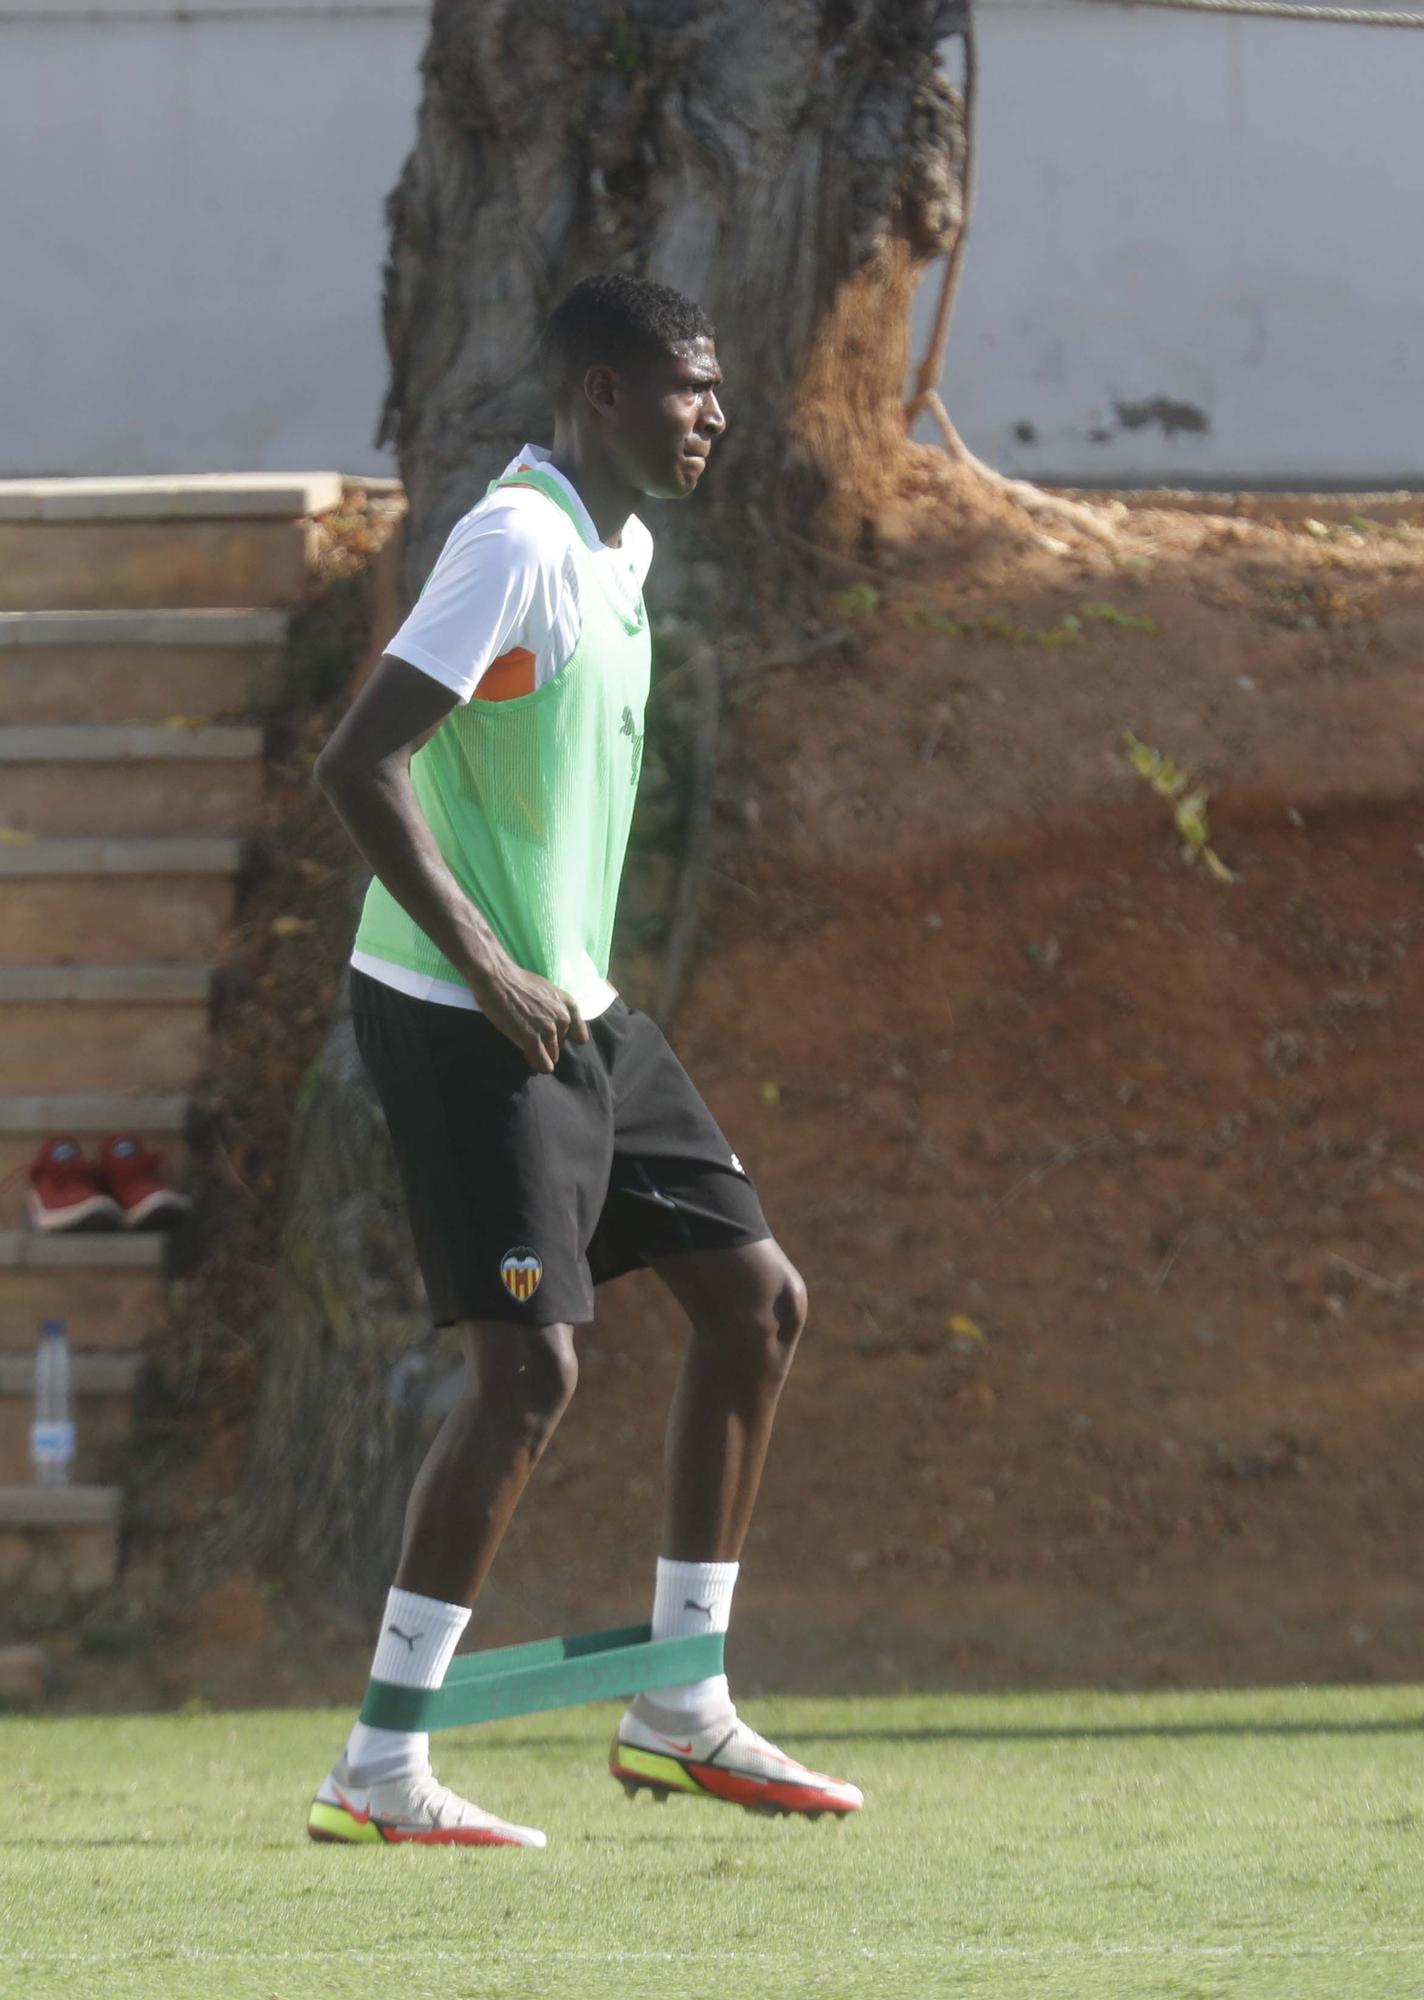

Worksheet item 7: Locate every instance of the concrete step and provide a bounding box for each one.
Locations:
[0,837,243,964]
[0,1092,189,1228]
[0,1230,167,1355]
[0,724,265,838]
[0,474,342,613]
[0,966,213,1093]
[0,1352,144,1484]
[0,609,287,726]
[0,1482,121,1603]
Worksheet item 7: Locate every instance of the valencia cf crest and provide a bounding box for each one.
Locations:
[499,1246,544,1302]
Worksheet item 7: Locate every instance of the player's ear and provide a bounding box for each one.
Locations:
[582,364,618,417]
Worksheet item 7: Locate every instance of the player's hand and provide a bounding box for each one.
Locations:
[474,963,590,1073]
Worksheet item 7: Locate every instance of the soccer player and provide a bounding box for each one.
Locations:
[306,275,862,1847]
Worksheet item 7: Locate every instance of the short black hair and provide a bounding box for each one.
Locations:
[541,274,715,392]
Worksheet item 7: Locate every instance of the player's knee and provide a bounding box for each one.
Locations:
[472,1323,578,1448]
[735,1262,806,1387]
[766,1264,808,1379]
[518,1325,579,1433]
[679,1246,807,1386]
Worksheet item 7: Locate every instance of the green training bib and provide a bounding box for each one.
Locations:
[354,468,651,1015]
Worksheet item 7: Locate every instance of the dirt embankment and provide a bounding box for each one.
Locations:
[662,498,1424,1690]
[61,492,1424,1708]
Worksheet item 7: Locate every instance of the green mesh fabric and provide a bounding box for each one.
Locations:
[354,469,651,1014]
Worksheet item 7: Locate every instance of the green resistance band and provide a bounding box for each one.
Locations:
[359,1622,725,1733]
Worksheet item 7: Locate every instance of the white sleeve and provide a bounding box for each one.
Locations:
[384,503,560,703]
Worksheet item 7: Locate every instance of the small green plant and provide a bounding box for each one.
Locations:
[604,7,640,75]
[1122,730,1236,885]
[830,582,880,618]
[909,605,966,637]
[888,598,1158,648]
[1082,601,1157,634]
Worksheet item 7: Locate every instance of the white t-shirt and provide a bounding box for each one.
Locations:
[381,443,652,702]
[350,445,654,1013]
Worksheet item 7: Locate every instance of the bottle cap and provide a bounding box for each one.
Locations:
[40,1318,67,1338]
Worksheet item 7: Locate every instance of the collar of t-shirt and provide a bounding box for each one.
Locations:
[507,443,653,598]
[381,442,654,709]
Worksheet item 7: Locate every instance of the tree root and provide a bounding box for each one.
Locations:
[902,17,1118,556]
[909,389,1120,550]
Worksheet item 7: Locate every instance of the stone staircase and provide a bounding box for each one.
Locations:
[0,475,341,1639]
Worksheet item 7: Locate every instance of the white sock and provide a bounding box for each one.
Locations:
[342,1586,470,1783]
[640,1556,738,1723]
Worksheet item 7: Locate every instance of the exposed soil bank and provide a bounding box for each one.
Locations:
[44,496,1424,1707]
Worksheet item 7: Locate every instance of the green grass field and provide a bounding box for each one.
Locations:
[2,1686,1421,1999]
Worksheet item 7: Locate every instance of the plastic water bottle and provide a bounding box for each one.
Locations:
[31,1318,75,1486]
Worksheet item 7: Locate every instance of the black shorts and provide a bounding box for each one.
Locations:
[350,969,771,1327]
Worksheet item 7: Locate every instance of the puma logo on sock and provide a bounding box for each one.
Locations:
[387,1624,423,1652]
[684,1598,715,1620]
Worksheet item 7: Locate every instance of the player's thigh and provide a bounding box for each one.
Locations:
[590,1004,772,1281]
[351,971,608,1328]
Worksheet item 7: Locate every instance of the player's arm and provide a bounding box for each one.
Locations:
[314,654,587,1073]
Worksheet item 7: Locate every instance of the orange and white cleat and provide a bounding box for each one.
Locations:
[610,1703,863,1819]
[307,1760,547,1847]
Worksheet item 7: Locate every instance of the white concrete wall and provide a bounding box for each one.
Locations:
[2,0,1421,484]
[926,0,1424,485]
[0,0,427,478]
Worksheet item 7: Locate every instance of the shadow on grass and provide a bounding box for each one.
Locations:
[796,1717,1424,1745]
[491,1714,1424,1753]
[0,1836,187,1849]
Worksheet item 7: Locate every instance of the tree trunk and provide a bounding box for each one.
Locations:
[382,0,969,593]
[242,981,442,1609]
[246,0,972,1606]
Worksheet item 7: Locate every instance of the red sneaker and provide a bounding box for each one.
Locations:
[26,1137,122,1234]
[99,1134,192,1231]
